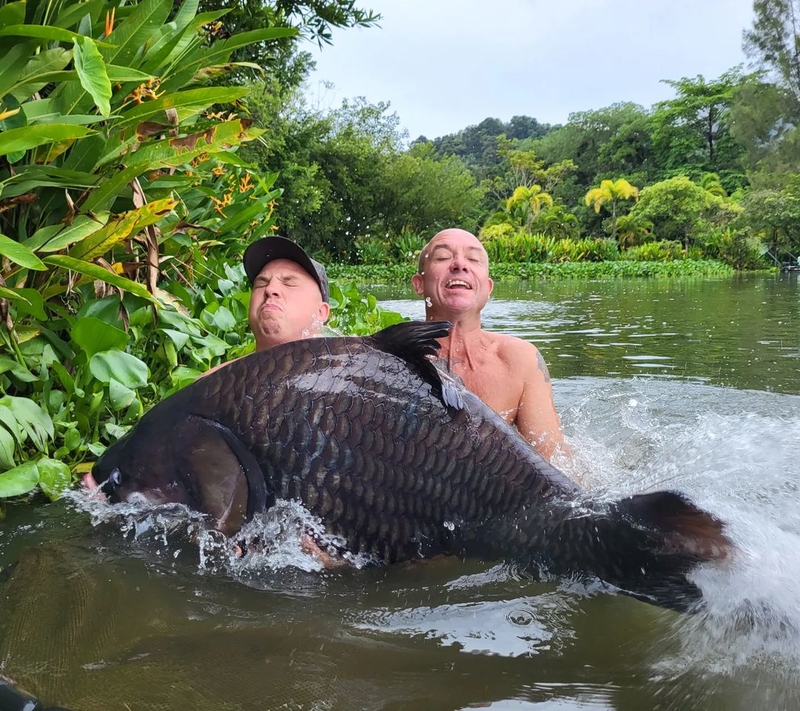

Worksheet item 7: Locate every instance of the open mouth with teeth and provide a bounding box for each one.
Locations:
[445,279,472,290]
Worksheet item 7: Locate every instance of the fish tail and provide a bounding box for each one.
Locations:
[541,491,733,612]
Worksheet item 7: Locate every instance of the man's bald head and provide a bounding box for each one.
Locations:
[417,228,487,273]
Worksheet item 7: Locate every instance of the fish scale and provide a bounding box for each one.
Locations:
[92,321,733,612]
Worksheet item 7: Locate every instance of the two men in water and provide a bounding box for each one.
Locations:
[239,231,567,463]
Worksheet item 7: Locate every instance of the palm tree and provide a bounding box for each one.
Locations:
[505,185,554,233]
[615,213,654,249]
[700,172,727,198]
[584,179,639,243]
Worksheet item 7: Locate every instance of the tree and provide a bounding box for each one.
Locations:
[737,180,800,258]
[375,143,483,236]
[615,213,654,248]
[744,0,800,102]
[630,176,731,249]
[503,185,554,232]
[730,75,800,189]
[584,179,640,242]
[649,71,748,190]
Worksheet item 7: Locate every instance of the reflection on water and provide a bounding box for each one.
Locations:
[374,273,800,394]
[1,276,799,711]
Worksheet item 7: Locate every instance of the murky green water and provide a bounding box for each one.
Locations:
[1,274,799,711]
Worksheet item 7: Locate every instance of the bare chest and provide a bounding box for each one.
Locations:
[439,353,523,425]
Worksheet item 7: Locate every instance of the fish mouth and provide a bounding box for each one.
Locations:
[445,279,472,290]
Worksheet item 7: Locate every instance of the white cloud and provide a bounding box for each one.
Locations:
[307,0,755,139]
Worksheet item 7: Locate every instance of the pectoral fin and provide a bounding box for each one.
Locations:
[178,417,271,536]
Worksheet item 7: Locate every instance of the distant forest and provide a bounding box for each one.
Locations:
[236,1,800,268]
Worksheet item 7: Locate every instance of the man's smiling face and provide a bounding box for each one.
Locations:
[412,229,493,317]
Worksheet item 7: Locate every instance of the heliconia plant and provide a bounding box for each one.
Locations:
[0,0,292,500]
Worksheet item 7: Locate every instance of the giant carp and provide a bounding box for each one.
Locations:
[91,321,732,611]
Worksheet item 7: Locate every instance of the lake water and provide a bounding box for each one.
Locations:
[0,274,798,711]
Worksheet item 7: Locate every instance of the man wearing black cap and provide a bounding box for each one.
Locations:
[242,236,330,352]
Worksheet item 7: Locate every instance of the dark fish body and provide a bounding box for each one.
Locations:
[93,322,731,611]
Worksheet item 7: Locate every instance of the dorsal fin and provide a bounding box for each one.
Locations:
[369,320,464,410]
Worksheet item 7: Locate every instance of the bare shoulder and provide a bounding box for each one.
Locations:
[493,334,551,382]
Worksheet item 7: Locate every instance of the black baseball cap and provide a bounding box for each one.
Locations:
[243,236,329,303]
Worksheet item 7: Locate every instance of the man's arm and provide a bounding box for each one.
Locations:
[510,340,571,464]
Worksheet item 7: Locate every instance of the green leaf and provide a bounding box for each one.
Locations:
[0,25,113,45]
[106,64,154,82]
[9,46,72,101]
[0,356,37,384]
[0,1,26,28]
[10,288,46,321]
[113,86,250,131]
[0,396,54,450]
[73,36,111,117]
[101,0,172,67]
[108,377,136,409]
[0,123,92,157]
[0,233,46,270]
[42,255,156,302]
[72,316,128,359]
[0,426,15,469]
[72,316,129,359]
[36,457,72,501]
[185,28,296,68]
[161,328,190,350]
[53,0,106,31]
[0,461,38,497]
[89,350,149,388]
[0,41,37,99]
[26,214,111,253]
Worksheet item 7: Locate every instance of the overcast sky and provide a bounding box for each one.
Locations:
[307,0,756,141]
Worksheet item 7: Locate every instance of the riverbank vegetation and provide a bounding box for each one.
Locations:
[0,0,798,499]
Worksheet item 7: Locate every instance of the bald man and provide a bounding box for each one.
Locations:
[413,228,570,464]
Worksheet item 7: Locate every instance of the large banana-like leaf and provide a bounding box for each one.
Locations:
[0,42,38,98]
[159,27,296,92]
[0,124,92,157]
[112,86,251,132]
[53,0,106,31]
[52,0,171,116]
[83,119,262,211]
[25,214,111,252]
[68,197,177,261]
[0,25,113,45]
[42,255,156,301]
[101,0,172,67]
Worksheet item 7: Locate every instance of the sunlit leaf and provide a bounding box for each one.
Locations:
[108,377,136,409]
[42,255,156,301]
[73,36,111,117]
[0,461,38,497]
[0,123,91,156]
[89,350,149,388]
[0,232,46,270]
[36,457,72,500]
[0,396,54,450]
[72,317,128,360]
[0,427,16,469]
[0,356,37,384]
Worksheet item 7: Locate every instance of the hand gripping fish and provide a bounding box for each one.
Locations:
[91,321,732,612]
